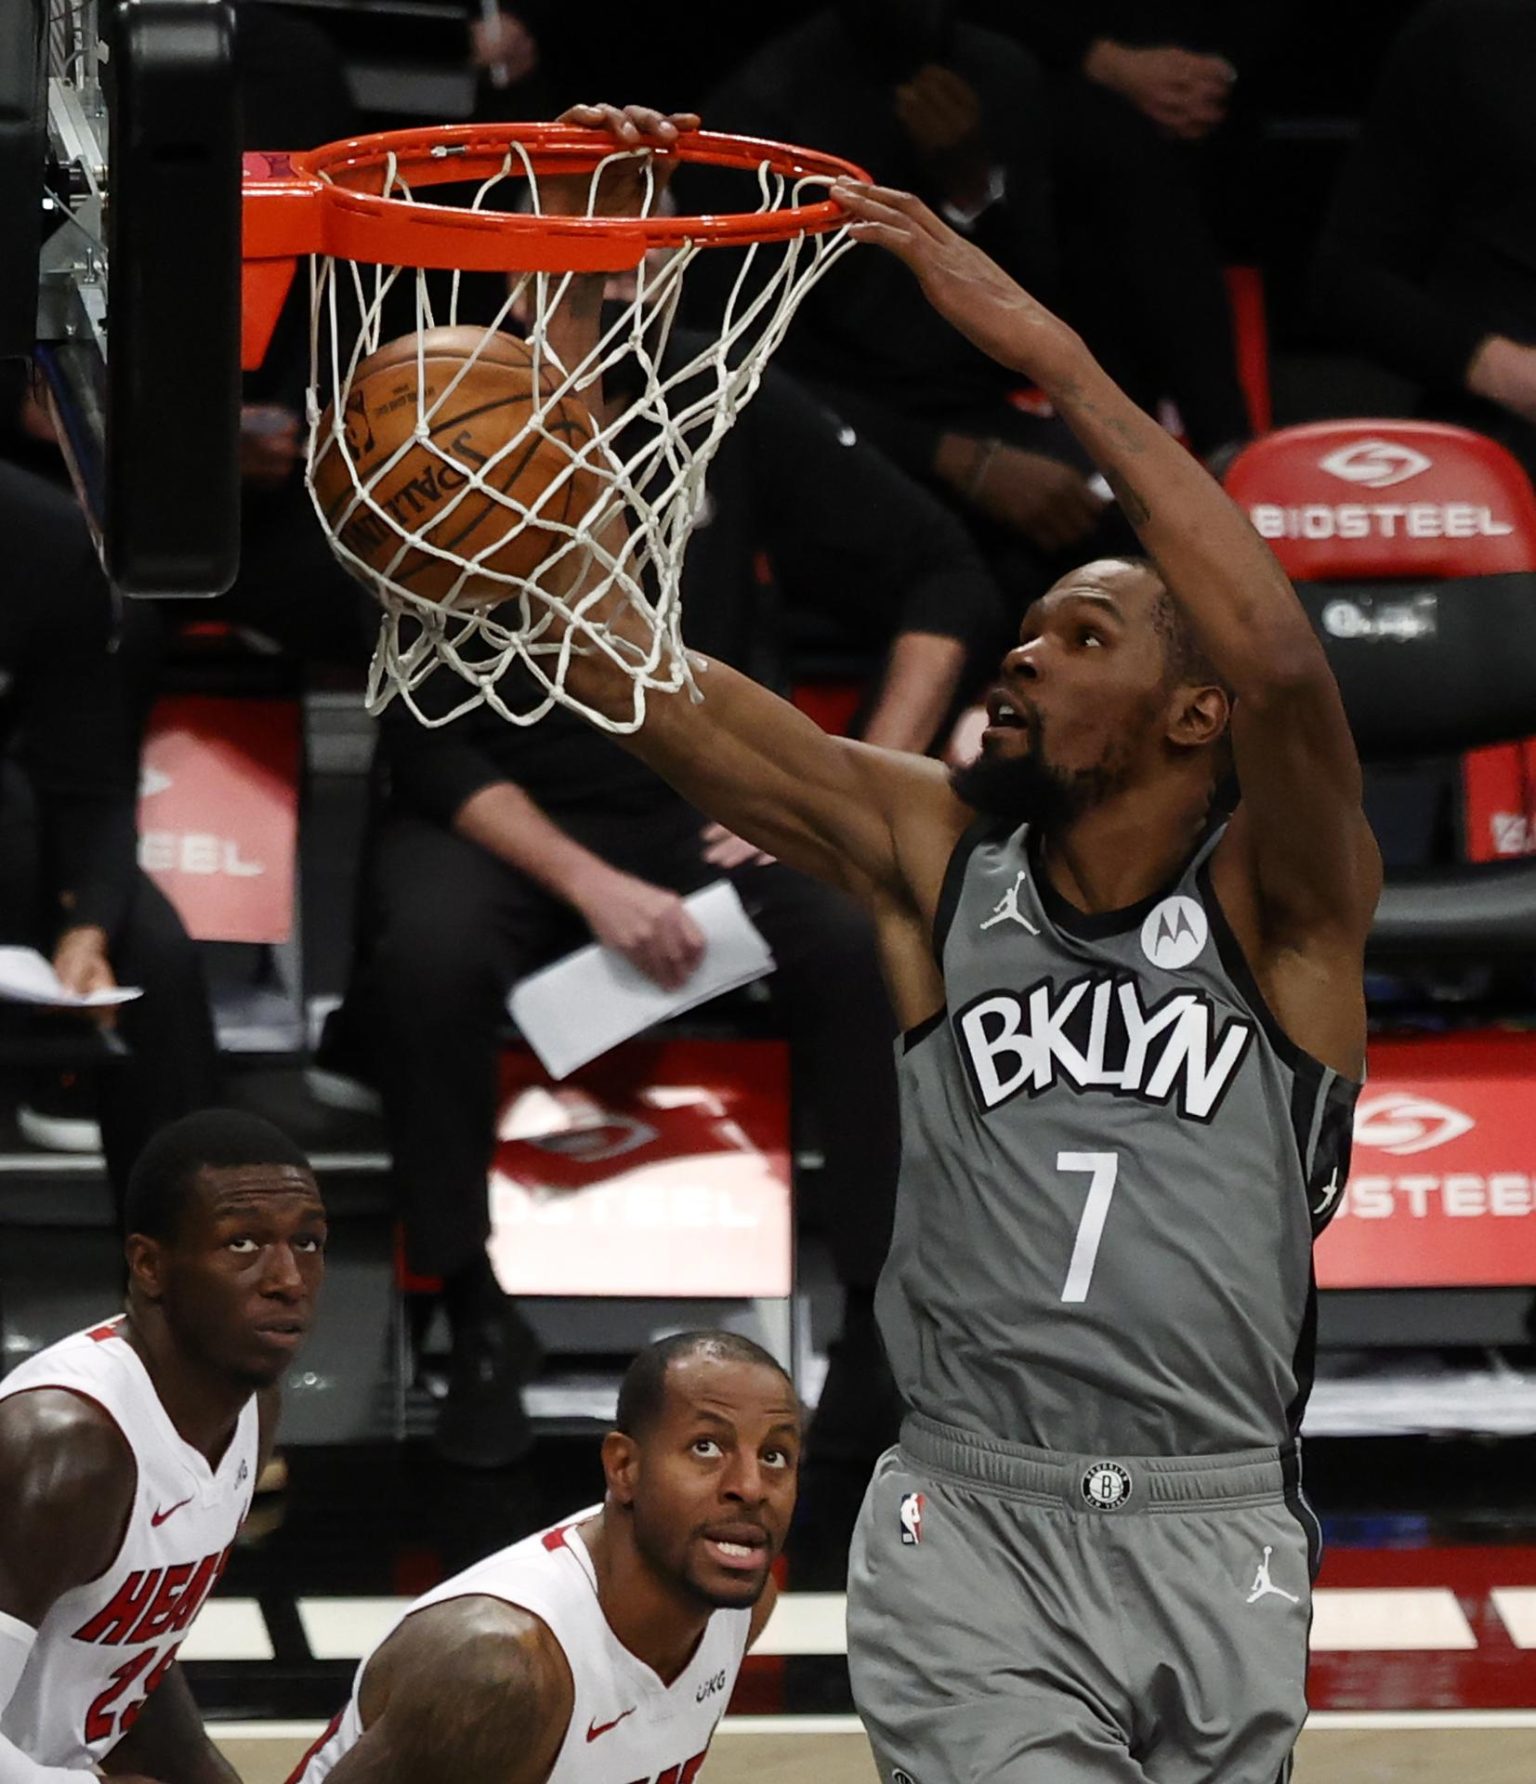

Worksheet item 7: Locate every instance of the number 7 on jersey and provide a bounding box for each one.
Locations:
[1057,1151,1119,1303]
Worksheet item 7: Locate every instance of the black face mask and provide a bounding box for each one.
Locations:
[835,0,955,80]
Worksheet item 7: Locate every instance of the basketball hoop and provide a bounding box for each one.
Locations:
[241,124,869,730]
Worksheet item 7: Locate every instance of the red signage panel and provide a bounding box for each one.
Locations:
[137,695,301,944]
[488,1039,792,1298]
[1318,1032,1536,1288]
[1223,420,1536,581]
[1462,739,1536,862]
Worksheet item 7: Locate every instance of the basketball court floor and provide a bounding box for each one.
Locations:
[181,1432,1536,1781]
[212,1721,1536,1784]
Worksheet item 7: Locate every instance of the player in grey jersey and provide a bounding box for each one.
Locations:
[417,107,1385,1784]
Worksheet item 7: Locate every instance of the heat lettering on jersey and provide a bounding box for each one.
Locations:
[954,974,1253,1123]
[71,1547,231,1646]
[623,1749,708,1784]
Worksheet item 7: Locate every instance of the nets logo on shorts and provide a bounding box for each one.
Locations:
[898,1492,925,1545]
[891,1770,918,1784]
[1081,1462,1133,1510]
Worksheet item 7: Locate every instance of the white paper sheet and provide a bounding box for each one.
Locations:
[508,880,774,1079]
[0,946,143,1009]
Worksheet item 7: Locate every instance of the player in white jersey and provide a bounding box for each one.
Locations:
[293,1331,798,1784]
[0,1109,326,1784]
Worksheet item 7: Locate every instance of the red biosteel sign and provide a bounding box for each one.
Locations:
[1317,1032,1536,1288]
[488,1039,792,1298]
[1223,421,1536,582]
[136,695,301,944]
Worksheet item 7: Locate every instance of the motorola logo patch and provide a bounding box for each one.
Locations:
[1140,896,1208,971]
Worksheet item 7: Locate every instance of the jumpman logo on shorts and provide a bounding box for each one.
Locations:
[1315,1168,1344,1214]
[1246,1546,1300,1605]
[980,870,1039,934]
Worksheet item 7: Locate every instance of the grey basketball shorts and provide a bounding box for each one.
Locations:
[847,1413,1319,1784]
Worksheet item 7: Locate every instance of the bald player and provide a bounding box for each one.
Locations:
[534,110,1380,1783]
[0,1109,326,1784]
[292,1331,799,1784]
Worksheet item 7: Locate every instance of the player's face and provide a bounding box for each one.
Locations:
[151,1165,327,1390]
[953,560,1170,826]
[628,1357,800,1611]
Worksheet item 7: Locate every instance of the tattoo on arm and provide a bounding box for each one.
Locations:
[1104,467,1151,525]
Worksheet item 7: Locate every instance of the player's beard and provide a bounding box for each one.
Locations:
[950,713,1131,833]
[632,1508,770,1613]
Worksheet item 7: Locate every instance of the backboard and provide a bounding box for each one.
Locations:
[0,0,242,596]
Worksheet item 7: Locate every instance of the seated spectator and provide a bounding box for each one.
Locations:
[0,455,218,1218]
[677,0,1127,614]
[313,337,994,1485]
[1312,0,1536,477]
[963,0,1261,457]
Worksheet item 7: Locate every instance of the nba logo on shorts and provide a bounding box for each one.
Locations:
[1081,1461,1133,1510]
[898,1492,925,1545]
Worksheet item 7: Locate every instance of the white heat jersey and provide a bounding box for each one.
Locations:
[0,1317,257,1768]
[295,1508,751,1784]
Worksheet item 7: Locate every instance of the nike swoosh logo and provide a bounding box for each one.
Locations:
[150,1496,194,1527]
[586,1708,636,1742]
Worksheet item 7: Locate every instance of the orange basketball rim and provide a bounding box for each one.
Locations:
[240,122,872,371]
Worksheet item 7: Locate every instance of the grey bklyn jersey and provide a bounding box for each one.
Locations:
[876,818,1358,1457]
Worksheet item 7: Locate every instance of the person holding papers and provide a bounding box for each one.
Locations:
[320,656,900,1481]
[0,458,218,1221]
[310,360,975,1490]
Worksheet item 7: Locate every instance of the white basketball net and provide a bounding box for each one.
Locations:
[304,145,853,730]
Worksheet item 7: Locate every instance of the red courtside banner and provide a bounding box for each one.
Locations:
[488,1040,792,1298]
[136,695,301,944]
[1317,1032,1536,1288]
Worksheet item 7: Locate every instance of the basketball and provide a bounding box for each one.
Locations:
[311,326,601,607]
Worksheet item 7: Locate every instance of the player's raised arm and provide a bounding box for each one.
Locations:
[831,180,1382,956]
[321,1600,570,1784]
[541,109,974,928]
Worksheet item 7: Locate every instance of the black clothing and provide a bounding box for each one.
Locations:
[680,10,1058,483]
[1313,0,1536,445]
[959,1,1262,75]
[1046,78,1252,454]
[364,348,958,1293]
[380,342,1006,829]
[365,807,900,1287]
[959,1,1259,453]
[0,464,218,1207]
[0,462,137,938]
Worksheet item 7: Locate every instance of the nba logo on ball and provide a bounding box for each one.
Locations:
[898,1492,926,1545]
[1081,1462,1133,1510]
[1140,895,1208,971]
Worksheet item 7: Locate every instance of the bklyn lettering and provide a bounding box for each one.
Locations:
[955,975,1253,1121]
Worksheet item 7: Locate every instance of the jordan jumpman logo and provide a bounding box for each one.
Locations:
[1246,1546,1300,1605]
[980,870,1039,934]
